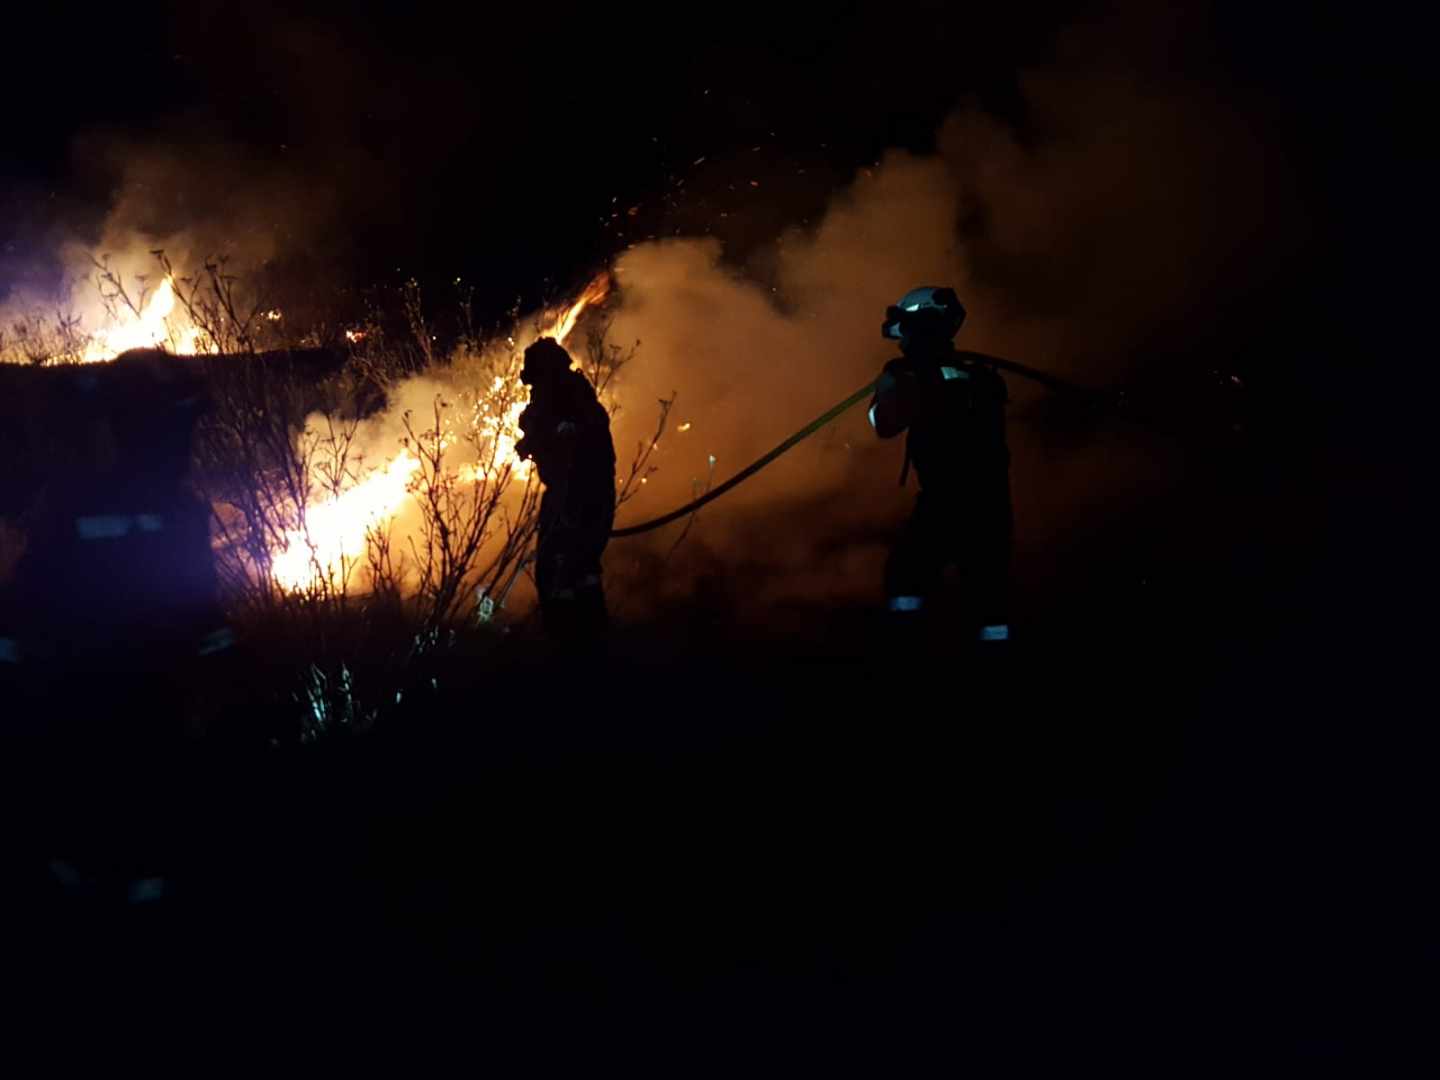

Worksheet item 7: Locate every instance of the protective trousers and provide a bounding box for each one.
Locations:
[535,482,615,644]
[883,476,1013,641]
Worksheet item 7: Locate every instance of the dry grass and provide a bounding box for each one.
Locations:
[2,253,670,740]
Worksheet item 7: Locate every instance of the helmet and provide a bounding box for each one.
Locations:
[520,337,572,385]
[881,286,966,344]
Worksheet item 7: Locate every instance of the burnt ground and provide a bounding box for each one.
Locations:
[2,500,1420,1072]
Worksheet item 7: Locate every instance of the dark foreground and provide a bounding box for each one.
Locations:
[2,554,1416,1071]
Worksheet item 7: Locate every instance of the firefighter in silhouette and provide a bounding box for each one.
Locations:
[516,338,616,643]
[869,287,1013,645]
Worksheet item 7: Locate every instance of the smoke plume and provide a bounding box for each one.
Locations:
[2,3,1318,625]
[596,6,1311,622]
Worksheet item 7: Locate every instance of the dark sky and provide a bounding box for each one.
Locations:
[0,1,1413,369]
[2,3,1415,528]
[0,1,1140,305]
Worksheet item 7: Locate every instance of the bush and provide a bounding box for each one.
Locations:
[2,254,670,742]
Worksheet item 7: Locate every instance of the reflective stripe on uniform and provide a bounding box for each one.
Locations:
[940,366,969,381]
[76,515,134,540]
[127,878,168,905]
[979,624,1009,641]
[197,627,237,656]
[888,596,924,612]
[75,514,166,540]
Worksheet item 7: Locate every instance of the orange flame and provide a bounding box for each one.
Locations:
[271,271,613,592]
[548,272,611,346]
[271,448,422,591]
[81,276,208,362]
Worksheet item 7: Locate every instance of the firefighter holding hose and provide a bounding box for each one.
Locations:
[869,287,1013,646]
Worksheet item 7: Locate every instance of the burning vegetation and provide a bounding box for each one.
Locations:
[1,254,658,693]
[1,0,1294,743]
[1,249,675,738]
[213,268,620,612]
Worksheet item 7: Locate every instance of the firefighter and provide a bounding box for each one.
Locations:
[869,287,1013,645]
[516,337,616,644]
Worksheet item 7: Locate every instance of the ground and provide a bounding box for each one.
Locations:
[6,527,1409,1071]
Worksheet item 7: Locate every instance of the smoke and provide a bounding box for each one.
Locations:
[202,3,1310,624]
[1,120,349,347]
[594,158,960,617]
[0,3,473,333]
[2,1,1318,624]
[597,4,1312,622]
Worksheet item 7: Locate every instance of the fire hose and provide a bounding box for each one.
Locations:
[609,379,878,538]
[478,386,840,615]
[476,355,1188,619]
[609,355,1097,538]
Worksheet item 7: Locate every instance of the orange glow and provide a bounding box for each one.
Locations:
[271,449,422,591]
[271,271,614,592]
[81,276,208,362]
[548,272,611,345]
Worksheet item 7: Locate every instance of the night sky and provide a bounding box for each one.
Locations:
[3,3,1047,297]
[0,3,1415,526]
[1,6,1417,683]
[2,3,1426,1062]
[3,2,1389,309]
[2,1,1421,751]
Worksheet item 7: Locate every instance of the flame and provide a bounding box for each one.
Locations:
[80,276,207,362]
[271,448,422,591]
[472,373,532,480]
[548,272,611,345]
[270,271,614,592]
[491,269,611,475]
[465,269,612,479]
